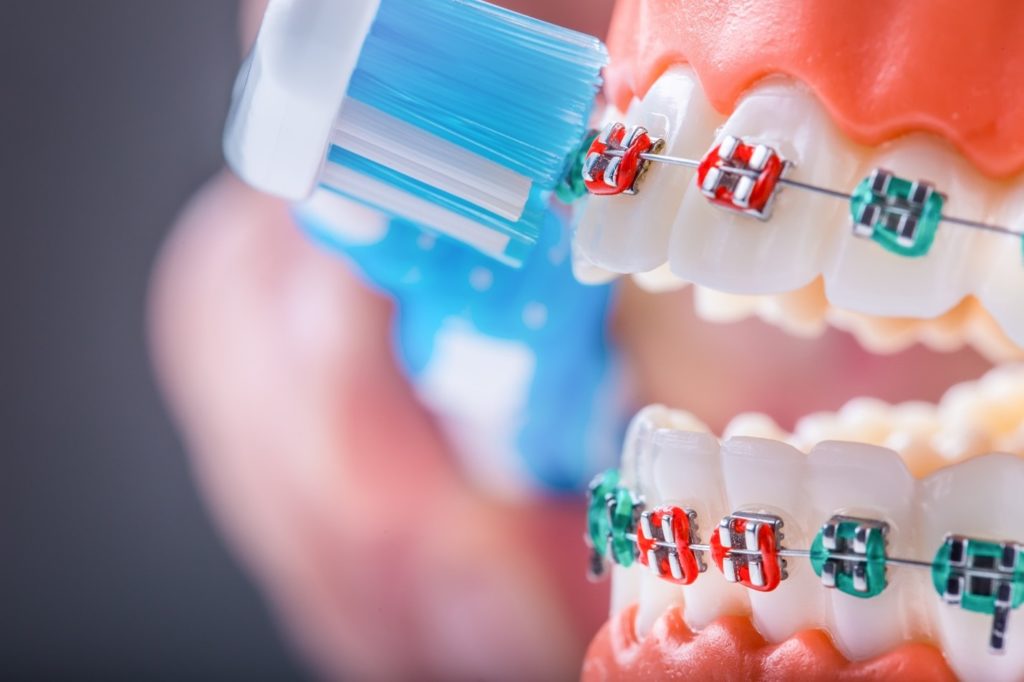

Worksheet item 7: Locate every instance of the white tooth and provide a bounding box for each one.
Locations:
[668,80,859,294]
[636,571,685,638]
[574,67,719,274]
[633,264,688,292]
[836,397,893,446]
[884,401,943,477]
[941,363,1024,439]
[693,286,760,324]
[608,408,659,618]
[610,563,644,618]
[978,184,1024,348]
[825,134,993,318]
[721,437,824,641]
[723,413,789,442]
[931,426,992,466]
[754,288,829,339]
[618,406,707,626]
[647,428,750,628]
[571,238,620,284]
[792,412,857,451]
[806,441,923,660]
[919,453,1024,681]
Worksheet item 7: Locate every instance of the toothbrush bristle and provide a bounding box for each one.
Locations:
[351,0,606,185]
[327,0,607,264]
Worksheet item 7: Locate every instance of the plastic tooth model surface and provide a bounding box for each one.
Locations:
[583,378,1024,680]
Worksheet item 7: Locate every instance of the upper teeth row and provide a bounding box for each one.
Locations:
[586,468,1024,655]
[568,123,1024,263]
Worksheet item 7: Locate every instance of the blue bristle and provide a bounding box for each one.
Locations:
[349,0,606,185]
[324,0,607,264]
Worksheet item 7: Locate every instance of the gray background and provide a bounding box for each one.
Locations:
[1,1,307,678]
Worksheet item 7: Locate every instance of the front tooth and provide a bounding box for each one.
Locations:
[919,454,1024,681]
[720,437,825,642]
[574,66,718,274]
[978,184,1024,348]
[825,134,993,318]
[806,441,923,660]
[620,407,704,627]
[609,563,644,620]
[635,570,685,638]
[647,428,750,629]
[668,80,859,294]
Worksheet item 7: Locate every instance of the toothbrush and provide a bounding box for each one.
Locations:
[224,0,607,266]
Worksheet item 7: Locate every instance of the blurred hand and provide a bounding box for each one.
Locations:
[149,173,609,679]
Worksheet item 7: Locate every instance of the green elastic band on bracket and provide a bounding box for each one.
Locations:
[587,469,619,550]
[932,540,1024,615]
[609,487,636,567]
[850,173,945,258]
[810,519,888,599]
[586,469,637,568]
[556,130,599,204]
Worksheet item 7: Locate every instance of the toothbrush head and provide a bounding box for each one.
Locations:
[223,0,607,265]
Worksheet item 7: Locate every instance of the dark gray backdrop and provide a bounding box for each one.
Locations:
[1,2,307,678]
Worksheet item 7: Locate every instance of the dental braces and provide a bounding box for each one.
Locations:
[586,469,1024,655]
[570,123,1024,261]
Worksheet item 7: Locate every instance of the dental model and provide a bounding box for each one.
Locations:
[574,2,1024,680]
[586,404,1024,654]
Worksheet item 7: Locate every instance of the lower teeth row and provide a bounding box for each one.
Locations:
[563,123,1024,264]
[587,469,1023,655]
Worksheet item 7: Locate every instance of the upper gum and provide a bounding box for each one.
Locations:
[607,0,1024,180]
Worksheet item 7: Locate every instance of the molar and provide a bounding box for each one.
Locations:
[573,67,718,275]
[668,80,859,294]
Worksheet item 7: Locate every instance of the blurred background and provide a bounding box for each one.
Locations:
[1,1,308,677]
[1,1,616,678]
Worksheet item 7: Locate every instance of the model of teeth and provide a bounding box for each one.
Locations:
[572,5,1024,358]
[576,1,1024,679]
[587,368,1024,681]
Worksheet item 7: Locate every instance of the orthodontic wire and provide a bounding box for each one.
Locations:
[602,147,1024,239]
